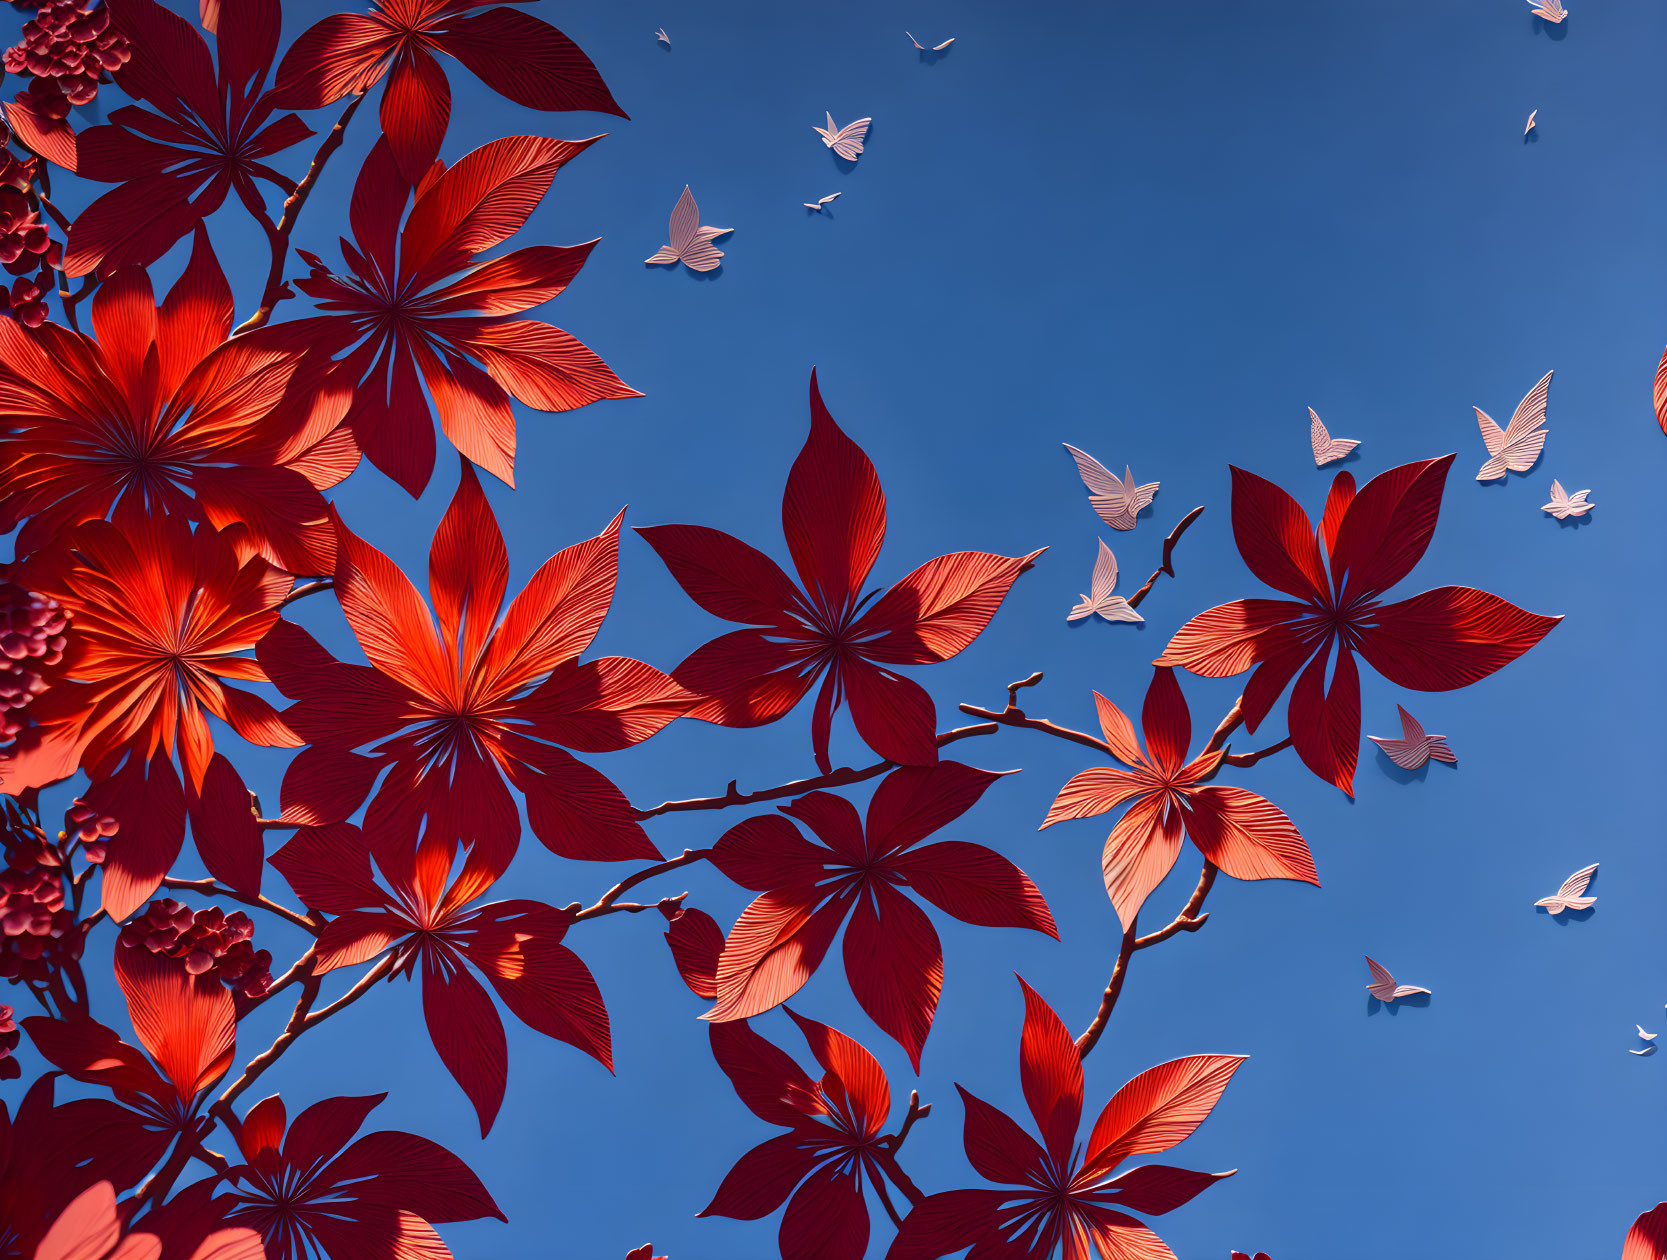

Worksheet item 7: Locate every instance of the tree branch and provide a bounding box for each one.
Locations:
[278,578,334,609]
[232,94,364,336]
[568,849,710,923]
[159,877,319,936]
[1221,736,1292,768]
[631,722,998,820]
[1124,505,1206,608]
[959,673,1110,756]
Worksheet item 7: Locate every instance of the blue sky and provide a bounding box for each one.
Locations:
[16,0,1667,1256]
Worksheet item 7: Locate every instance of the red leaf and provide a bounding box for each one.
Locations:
[1626,1204,1667,1260]
[465,900,612,1071]
[1328,455,1454,601]
[955,1085,1047,1185]
[697,1131,825,1221]
[1227,465,1327,602]
[709,814,830,891]
[508,739,660,862]
[779,1160,869,1260]
[1103,1164,1235,1216]
[113,946,236,1103]
[328,1129,506,1223]
[782,370,886,620]
[1178,788,1318,889]
[840,656,939,767]
[422,953,508,1137]
[864,761,1007,859]
[1358,587,1562,692]
[705,886,849,1023]
[664,907,724,999]
[1140,667,1191,779]
[334,517,452,700]
[430,459,508,671]
[1318,470,1355,560]
[270,823,383,915]
[519,657,691,753]
[276,745,384,826]
[706,1019,824,1129]
[1287,642,1361,796]
[1082,1055,1247,1180]
[35,1180,121,1260]
[1017,976,1083,1168]
[841,883,942,1070]
[1656,347,1667,437]
[785,1008,892,1138]
[1042,767,1151,830]
[20,1016,169,1102]
[671,629,820,727]
[186,753,263,897]
[464,318,641,412]
[89,752,186,923]
[269,13,391,110]
[853,549,1042,665]
[1157,599,1319,679]
[1100,793,1184,931]
[381,45,452,186]
[891,841,1058,937]
[315,909,405,973]
[885,1190,1006,1260]
[635,523,810,627]
[440,6,626,117]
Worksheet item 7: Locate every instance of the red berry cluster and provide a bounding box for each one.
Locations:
[0,579,67,743]
[4,0,130,109]
[0,273,48,326]
[118,901,274,998]
[0,860,76,982]
[0,1005,17,1080]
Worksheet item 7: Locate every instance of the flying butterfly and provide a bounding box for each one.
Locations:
[645,186,731,273]
[1474,370,1552,480]
[1067,539,1143,624]
[803,193,842,211]
[1365,956,1430,1003]
[907,31,955,51]
[1309,407,1360,466]
[1534,863,1597,915]
[1542,479,1593,519]
[1367,706,1456,770]
[1528,0,1566,22]
[814,113,872,160]
[1063,444,1159,531]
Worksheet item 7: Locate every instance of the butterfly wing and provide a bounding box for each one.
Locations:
[1365,956,1396,998]
[680,226,728,273]
[1392,984,1431,999]
[1089,539,1118,601]
[906,30,924,48]
[1397,706,1426,744]
[1424,734,1457,764]
[1095,597,1144,624]
[813,112,837,145]
[1067,597,1094,622]
[1497,372,1552,469]
[830,117,871,159]
[1124,469,1160,518]
[666,186,699,254]
[1557,863,1598,900]
[932,37,955,50]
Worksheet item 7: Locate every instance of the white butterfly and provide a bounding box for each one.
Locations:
[1637,1025,1658,1042]
[1309,408,1360,466]
[1534,863,1597,914]
[803,192,842,211]
[1525,109,1538,136]
[814,113,872,161]
[1365,956,1430,1003]
[1068,539,1143,625]
[1542,479,1593,519]
[655,28,670,46]
[644,186,731,273]
[1367,705,1456,770]
[1528,0,1566,23]
[907,31,955,50]
[1474,370,1552,480]
[1063,445,1159,532]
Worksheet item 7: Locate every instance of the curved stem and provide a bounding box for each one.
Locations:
[1222,736,1292,768]
[1124,505,1206,608]
[1075,924,1137,1058]
[632,722,998,820]
[569,849,709,922]
[279,578,334,608]
[232,94,364,336]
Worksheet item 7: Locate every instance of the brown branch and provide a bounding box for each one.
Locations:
[880,1089,931,1155]
[279,578,334,608]
[1201,697,1245,755]
[959,673,1110,756]
[1075,924,1138,1058]
[1133,862,1217,948]
[1124,505,1206,608]
[1222,736,1292,768]
[232,94,364,336]
[160,877,319,936]
[631,722,998,820]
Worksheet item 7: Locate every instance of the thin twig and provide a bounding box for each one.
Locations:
[1124,505,1206,608]
[959,674,1110,756]
[632,723,998,820]
[568,850,709,922]
[1075,924,1137,1058]
[1221,736,1292,768]
[160,877,319,936]
[232,94,364,336]
[1133,863,1217,949]
[279,578,334,608]
[212,971,322,1123]
[880,1090,931,1155]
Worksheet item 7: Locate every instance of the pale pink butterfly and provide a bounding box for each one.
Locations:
[1528,0,1566,22]
[1367,705,1456,770]
[1542,479,1592,519]
[1309,407,1360,466]
[1475,369,1552,480]
[906,32,955,50]
[1525,109,1538,136]
[803,193,841,211]
[814,113,872,161]
[1063,444,1159,531]
[1534,863,1597,914]
[1067,539,1143,624]
[655,28,669,46]
[1638,1025,1658,1043]
[645,186,731,273]
[1365,956,1430,1003]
